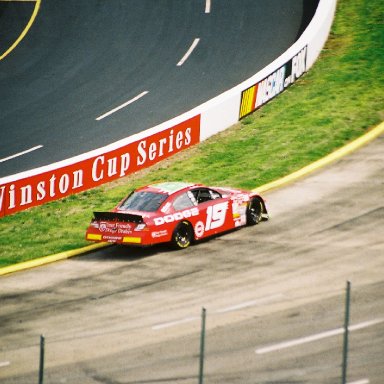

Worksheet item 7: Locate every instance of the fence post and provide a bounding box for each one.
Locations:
[198,307,206,384]
[341,281,351,384]
[38,335,45,384]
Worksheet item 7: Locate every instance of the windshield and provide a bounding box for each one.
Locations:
[119,191,167,212]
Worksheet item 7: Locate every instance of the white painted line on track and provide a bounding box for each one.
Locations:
[96,91,149,121]
[0,145,43,163]
[255,318,384,354]
[153,294,283,330]
[348,379,369,384]
[216,294,284,313]
[205,0,211,13]
[0,361,10,368]
[152,316,198,330]
[177,38,200,66]
[348,318,384,331]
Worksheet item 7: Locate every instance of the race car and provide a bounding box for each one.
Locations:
[85,181,268,249]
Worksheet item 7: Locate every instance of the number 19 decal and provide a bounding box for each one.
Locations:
[206,202,228,230]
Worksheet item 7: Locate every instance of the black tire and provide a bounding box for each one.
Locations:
[171,221,193,249]
[246,197,263,225]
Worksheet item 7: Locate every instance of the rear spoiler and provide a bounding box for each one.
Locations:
[93,211,143,223]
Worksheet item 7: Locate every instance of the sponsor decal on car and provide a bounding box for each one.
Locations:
[154,207,199,226]
[160,202,172,213]
[99,222,133,234]
[103,235,123,241]
[232,200,247,227]
[194,221,205,238]
[151,230,168,238]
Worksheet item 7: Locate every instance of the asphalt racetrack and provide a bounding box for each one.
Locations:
[0,0,316,177]
[0,134,383,383]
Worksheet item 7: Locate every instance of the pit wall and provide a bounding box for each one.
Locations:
[0,0,337,217]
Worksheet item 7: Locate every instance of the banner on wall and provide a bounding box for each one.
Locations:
[239,46,307,119]
[0,115,201,217]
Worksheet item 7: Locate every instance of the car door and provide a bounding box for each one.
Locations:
[190,188,234,239]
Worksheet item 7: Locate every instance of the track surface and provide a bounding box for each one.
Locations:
[0,135,383,383]
[0,0,315,177]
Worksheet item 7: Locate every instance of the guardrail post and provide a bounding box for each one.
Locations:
[198,307,206,384]
[38,334,45,384]
[341,281,351,384]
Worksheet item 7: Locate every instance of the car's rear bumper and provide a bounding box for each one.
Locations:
[85,228,171,246]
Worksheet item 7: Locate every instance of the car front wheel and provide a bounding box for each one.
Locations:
[246,197,263,225]
[171,221,193,249]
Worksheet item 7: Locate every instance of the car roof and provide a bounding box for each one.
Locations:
[138,182,199,195]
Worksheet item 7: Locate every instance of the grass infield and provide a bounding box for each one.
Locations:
[0,0,383,267]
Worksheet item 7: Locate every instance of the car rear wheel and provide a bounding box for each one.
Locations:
[246,197,263,225]
[171,221,193,249]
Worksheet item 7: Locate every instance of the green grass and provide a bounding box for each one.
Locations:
[0,0,383,267]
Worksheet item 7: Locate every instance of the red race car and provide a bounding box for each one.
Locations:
[86,182,268,249]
